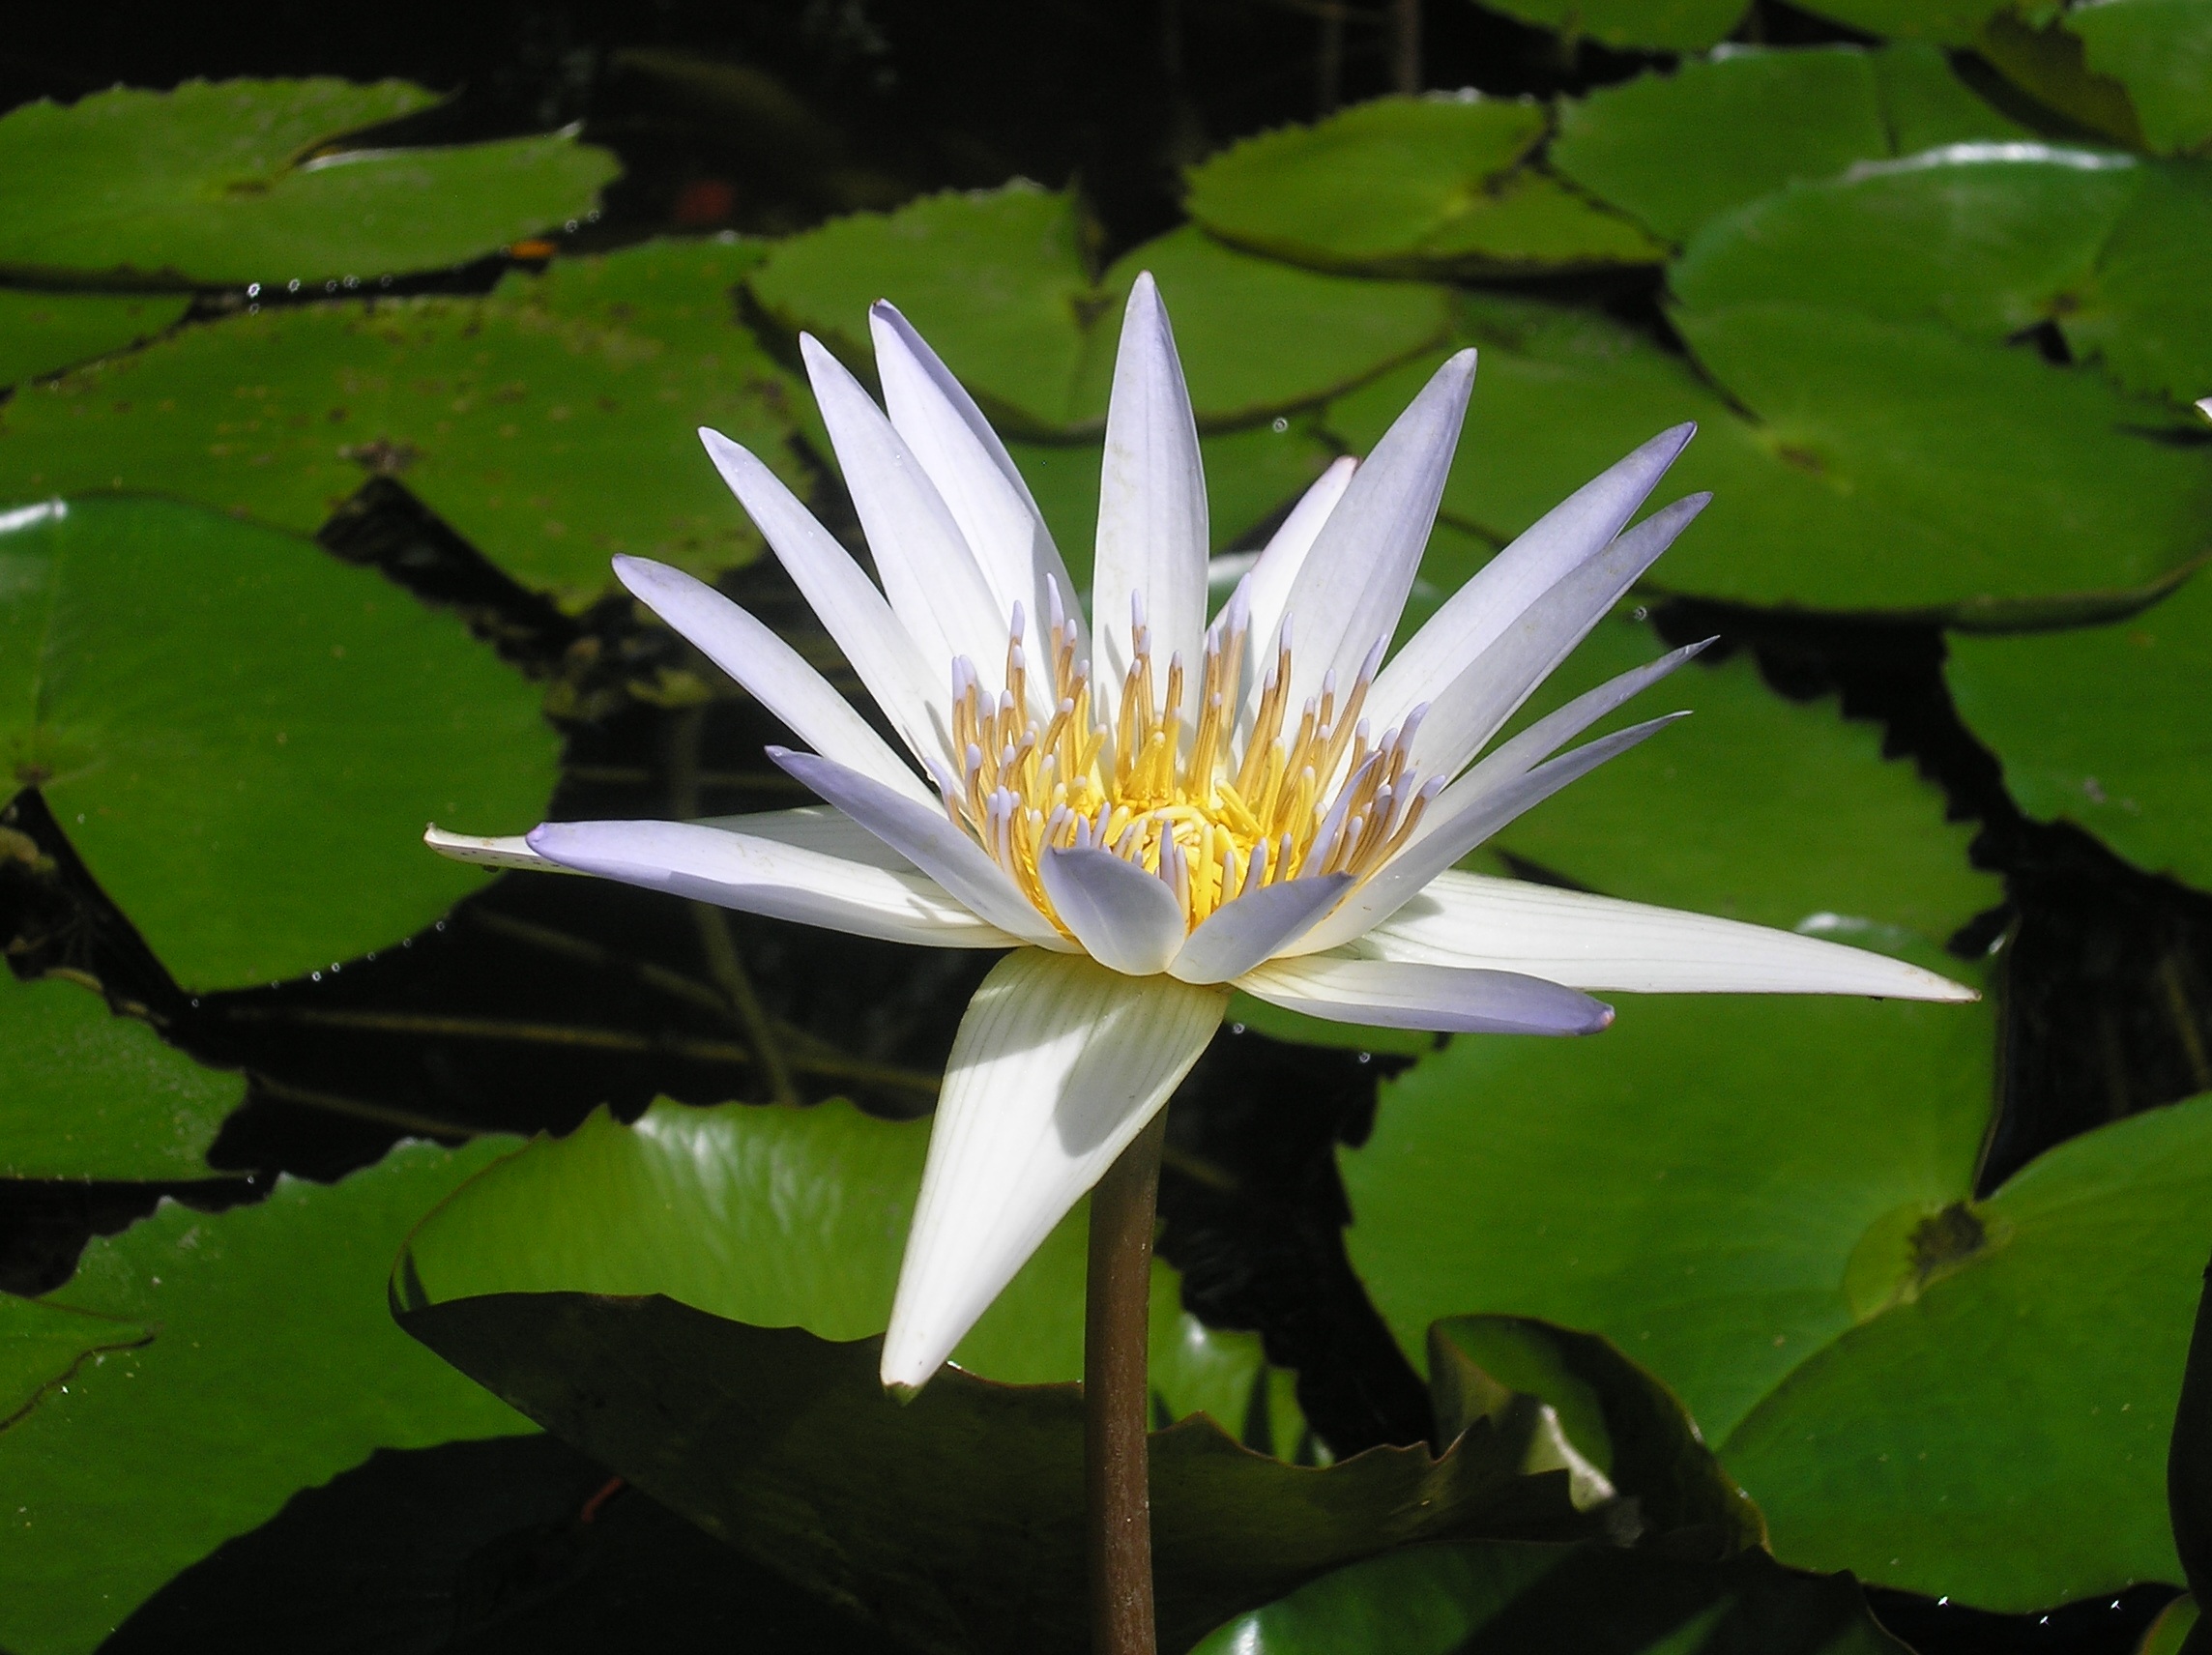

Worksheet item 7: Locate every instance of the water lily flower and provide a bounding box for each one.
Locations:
[428,276,1972,1393]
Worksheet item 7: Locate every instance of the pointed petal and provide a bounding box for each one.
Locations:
[1092,273,1208,706]
[767,746,1065,948]
[698,429,950,768]
[691,805,917,870]
[1169,872,1353,984]
[870,301,1089,676]
[1360,870,1978,1001]
[1407,493,1710,783]
[1037,847,1186,976]
[613,556,931,803]
[1237,955,1613,1034]
[1372,423,1695,728]
[1292,713,1687,954]
[1274,350,1476,717]
[882,950,1226,1389]
[1472,639,1711,782]
[423,827,571,873]
[524,819,1015,948]
[801,334,1010,675]
[1229,455,1355,718]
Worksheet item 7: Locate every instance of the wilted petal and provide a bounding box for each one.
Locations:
[1038,847,1185,976]
[525,819,1015,948]
[1237,954,1613,1034]
[1093,273,1208,704]
[881,949,1227,1391]
[422,828,571,874]
[1168,872,1353,984]
[1360,870,1979,1001]
[613,556,933,803]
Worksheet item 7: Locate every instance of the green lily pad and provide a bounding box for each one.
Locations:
[0,291,189,389]
[0,239,807,596]
[1469,0,1749,49]
[2072,0,2212,156]
[0,1296,148,1427]
[2174,1252,2212,1609]
[0,1138,528,1655]
[399,1291,1595,1655]
[1945,567,2212,889]
[1489,611,2002,944]
[746,184,1450,436]
[2138,1596,2201,1655]
[0,973,240,1180]
[0,496,558,990]
[1551,44,2028,246]
[1722,1092,2212,1610]
[0,79,618,286]
[1183,95,1664,276]
[1187,1539,1910,1654]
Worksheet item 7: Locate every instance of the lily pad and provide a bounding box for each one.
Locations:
[0,79,618,286]
[0,239,808,596]
[1722,1092,2212,1610]
[0,496,559,990]
[1183,95,1664,276]
[1551,44,2028,246]
[1468,0,1749,50]
[2072,0,2212,157]
[1945,567,2212,889]
[0,1138,528,1655]
[0,291,189,389]
[0,1295,147,1426]
[745,184,1450,435]
[1187,1538,1910,1654]
[0,973,240,1180]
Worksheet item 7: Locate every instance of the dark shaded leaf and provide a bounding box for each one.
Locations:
[0,292,188,389]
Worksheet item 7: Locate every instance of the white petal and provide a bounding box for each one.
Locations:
[882,950,1227,1390]
[1360,870,1979,1001]
[698,429,950,769]
[1292,713,1686,953]
[1037,847,1185,976]
[1168,873,1353,984]
[1237,954,1613,1034]
[767,746,1065,948]
[1228,455,1356,717]
[1370,423,1695,730]
[1408,493,1710,783]
[1092,273,1208,711]
[423,827,572,873]
[613,556,932,804]
[1472,639,1711,781]
[800,334,1010,676]
[691,805,917,871]
[870,301,1089,682]
[1272,350,1476,718]
[524,819,1015,949]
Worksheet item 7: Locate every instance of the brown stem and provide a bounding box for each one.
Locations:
[1390,0,1422,94]
[1086,1110,1167,1655]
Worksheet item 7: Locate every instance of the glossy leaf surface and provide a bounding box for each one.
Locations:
[0,79,617,285]
[0,497,558,989]
[0,1296,147,1427]
[0,291,188,389]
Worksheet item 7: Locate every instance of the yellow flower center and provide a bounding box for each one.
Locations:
[937,595,1440,937]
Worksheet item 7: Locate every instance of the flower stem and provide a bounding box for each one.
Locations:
[1086,1109,1167,1655]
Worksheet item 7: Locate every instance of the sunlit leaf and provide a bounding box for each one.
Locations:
[0,1295,146,1426]
[0,973,240,1179]
[0,291,188,390]
[0,239,806,597]
[2071,0,2212,156]
[0,497,559,990]
[0,1139,527,1655]
[0,79,617,286]
[1183,95,1664,276]
[1186,1538,1909,1654]
[1468,0,1749,49]
[1946,567,2212,890]
[1723,1093,2212,1610]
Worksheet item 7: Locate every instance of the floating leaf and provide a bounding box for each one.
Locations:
[2175,1242,2212,1620]
[1723,1093,2212,1610]
[1551,44,2027,245]
[0,79,618,286]
[1468,0,1749,50]
[0,291,188,389]
[0,1295,147,1425]
[1186,1538,1910,1654]
[1183,95,1664,276]
[0,239,806,596]
[1945,567,2212,889]
[0,497,558,990]
[399,1292,1593,1655]
[746,184,1450,435]
[1977,8,2147,149]
[2138,1595,2202,1655]
[0,973,240,1179]
[0,1139,527,1655]
[2071,0,2212,156]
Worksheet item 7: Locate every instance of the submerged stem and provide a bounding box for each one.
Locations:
[1085,1109,1167,1655]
